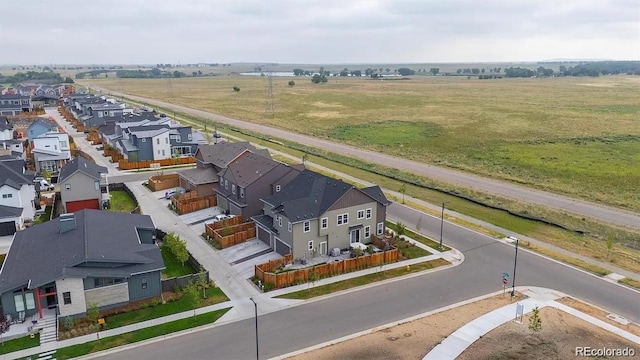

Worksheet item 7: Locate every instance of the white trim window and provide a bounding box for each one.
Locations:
[357,209,365,219]
[275,184,281,192]
[232,184,236,195]
[308,240,314,251]
[377,222,384,235]
[364,225,371,239]
[366,208,372,219]
[303,221,310,233]
[224,179,228,189]
[321,217,328,229]
[288,222,292,232]
[337,213,348,226]
[278,216,282,227]
[240,187,245,198]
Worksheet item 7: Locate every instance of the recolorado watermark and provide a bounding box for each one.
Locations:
[575,346,635,357]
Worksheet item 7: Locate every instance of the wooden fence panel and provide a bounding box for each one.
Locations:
[148,174,180,191]
[211,216,244,230]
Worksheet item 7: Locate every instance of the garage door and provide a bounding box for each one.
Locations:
[274,237,291,256]
[257,226,270,246]
[66,199,100,213]
[0,221,16,236]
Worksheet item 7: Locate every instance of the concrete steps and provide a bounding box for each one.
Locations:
[39,317,57,345]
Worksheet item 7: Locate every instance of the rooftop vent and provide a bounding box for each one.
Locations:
[59,213,76,234]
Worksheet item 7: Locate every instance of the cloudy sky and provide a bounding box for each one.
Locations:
[0,0,638,64]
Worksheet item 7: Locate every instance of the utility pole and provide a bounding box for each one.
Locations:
[439,202,447,250]
[511,238,519,298]
[250,297,259,360]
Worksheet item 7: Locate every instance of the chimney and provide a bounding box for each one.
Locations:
[59,213,76,234]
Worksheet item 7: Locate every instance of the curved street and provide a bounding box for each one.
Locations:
[90,86,640,231]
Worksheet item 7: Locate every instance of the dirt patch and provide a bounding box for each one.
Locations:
[312,101,345,108]
[556,297,640,336]
[305,111,342,118]
[288,293,526,360]
[458,308,638,360]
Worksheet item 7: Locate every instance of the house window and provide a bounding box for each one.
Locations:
[377,222,384,235]
[337,213,348,226]
[364,225,371,239]
[288,222,292,232]
[357,210,365,219]
[303,221,310,233]
[188,134,192,140]
[65,184,71,191]
[224,179,228,189]
[141,277,148,289]
[94,181,100,191]
[165,137,168,144]
[278,216,282,227]
[14,294,25,312]
[63,292,72,305]
[156,138,160,144]
[275,185,281,192]
[60,141,68,148]
[321,217,328,229]
[308,240,314,251]
[366,208,372,219]
[25,293,35,310]
[240,187,244,198]
[157,150,161,155]
[232,185,236,194]
[162,149,165,156]
[1,194,11,198]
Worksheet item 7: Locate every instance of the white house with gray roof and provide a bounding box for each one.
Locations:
[31,131,71,174]
[0,159,36,235]
[0,210,164,320]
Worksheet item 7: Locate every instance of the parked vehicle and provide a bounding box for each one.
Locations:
[34,178,55,191]
[213,214,229,222]
[164,187,186,199]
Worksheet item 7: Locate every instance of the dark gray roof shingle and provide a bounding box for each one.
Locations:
[0,159,32,190]
[58,155,108,182]
[197,141,271,169]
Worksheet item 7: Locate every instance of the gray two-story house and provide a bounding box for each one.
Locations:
[0,94,32,115]
[0,209,163,320]
[215,153,302,219]
[253,170,391,259]
[58,156,108,213]
[179,141,271,197]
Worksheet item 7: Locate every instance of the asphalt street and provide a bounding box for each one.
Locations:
[98,203,640,360]
[90,86,640,231]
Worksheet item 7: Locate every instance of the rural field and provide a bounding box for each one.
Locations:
[89,75,640,211]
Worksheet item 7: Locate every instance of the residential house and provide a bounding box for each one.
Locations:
[95,112,158,141]
[178,141,271,196]
[0,210,163,320]
[31,95,60,108]
[0,159,36,235]
[26,119,58,141]
[58,156,108,213]
[31,131,71,174]
[215,152,302,219]
[253,170,391,259]
[0,94,32,116]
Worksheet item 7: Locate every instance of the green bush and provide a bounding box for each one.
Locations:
[64,316,74,331]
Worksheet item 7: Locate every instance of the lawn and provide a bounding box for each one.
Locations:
[0,333,39,355]
[89,75,640,211]
[161,246,196,278]
[386,221,451,252]
[53,308,230,360]
[33,206,53,224]
[278,258,451,300]
[108,190,137,213]
[105,287,227,329]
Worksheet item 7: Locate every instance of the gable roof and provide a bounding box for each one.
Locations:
[0,209,162,293]
[58,155,108,182]
[196,141,271,169]
[224,152,282,187]
[0,159,32,189]
[0,205,23,219]
[264,170,354,222]
[360,185,391,206]
[0,121,12,132]
[28,118,57,131]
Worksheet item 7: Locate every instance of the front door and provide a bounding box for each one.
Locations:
[319,241,328,255]
[350,229,361,244]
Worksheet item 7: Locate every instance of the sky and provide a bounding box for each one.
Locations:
[0,0,638,65]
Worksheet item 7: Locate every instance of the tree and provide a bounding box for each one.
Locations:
[607,234,615,260]
[429,68,440,76]
[233,86,240,92]
[339,68,349,77]
[397,68,415,76]
[311,74,327,83]
[183,281,201,316]
[196,266,209,298]
[308,268,319,290]
[399,184,406,204]
[86,302,100,328]
[163,232,189,268]
[385,68,391,73]
[351,70,362,77]
[528,306,542,332]
[288,80,295,87]
[63,76,74,83]
[396,222,406,238]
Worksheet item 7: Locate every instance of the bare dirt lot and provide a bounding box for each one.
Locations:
[288,294,639,360]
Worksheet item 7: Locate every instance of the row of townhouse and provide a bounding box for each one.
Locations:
[178,141,392,260]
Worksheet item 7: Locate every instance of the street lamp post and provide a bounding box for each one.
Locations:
[250,297,259,360]
[511,238,519,297]
[439,202,447,250]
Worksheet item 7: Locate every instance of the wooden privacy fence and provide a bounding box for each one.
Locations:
[205,220,256,248]
[209,215,244,230]
[148,174,180,191]
[255,248,399,289]
[118,157,195,170]
[86,132,101,144]
[172,193,217,214]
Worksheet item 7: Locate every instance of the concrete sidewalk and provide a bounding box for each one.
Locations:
[423,287,640,360]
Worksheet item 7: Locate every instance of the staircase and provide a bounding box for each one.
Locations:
[39,316,57,345]
[34,349,57,360]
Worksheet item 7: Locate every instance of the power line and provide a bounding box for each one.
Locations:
[265,70,274,118]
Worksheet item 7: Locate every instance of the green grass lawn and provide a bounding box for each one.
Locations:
[278,258,451,300]
[161,246,196,278]
[108,190,137,212]
[0,333,39,355]
[386,221,451,251]
[105,287,228,329]
[34,206,53,224]
[54,308,230,360]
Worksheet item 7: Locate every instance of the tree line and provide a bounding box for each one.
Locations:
[0,71,70,85]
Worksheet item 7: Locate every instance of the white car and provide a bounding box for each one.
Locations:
[213,214,229,222]
[34,178,55,191]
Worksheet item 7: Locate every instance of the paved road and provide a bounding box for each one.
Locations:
[98,203,640,360]
[90,86,640,231]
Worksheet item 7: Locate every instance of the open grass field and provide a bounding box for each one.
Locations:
[90,75,640,211]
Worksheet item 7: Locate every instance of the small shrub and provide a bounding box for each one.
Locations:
[263,283,275,292]
[69,329,78,338]
[151,298,162,307]
[233,86,240,92]
[64,316,74,331]
[367,245,375,254]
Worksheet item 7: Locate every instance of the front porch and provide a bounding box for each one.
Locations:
[1,307,56,341]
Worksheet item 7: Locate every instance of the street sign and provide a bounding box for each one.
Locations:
[502,278,508,285]
[502,272,509,279]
